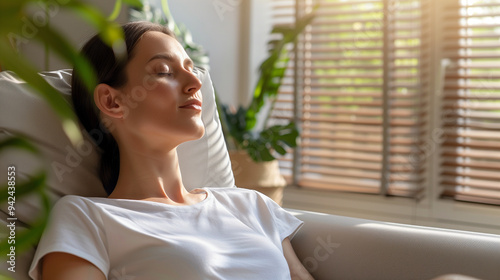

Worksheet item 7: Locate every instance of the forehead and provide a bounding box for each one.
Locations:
[132,31,187,62]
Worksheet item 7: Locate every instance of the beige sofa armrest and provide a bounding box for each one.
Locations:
[288,209,500,280]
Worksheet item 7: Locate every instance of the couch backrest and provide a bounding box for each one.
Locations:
[290,209,500,280]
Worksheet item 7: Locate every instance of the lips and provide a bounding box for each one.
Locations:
[179,99,202,111]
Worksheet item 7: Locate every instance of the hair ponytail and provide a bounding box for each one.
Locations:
[99,134,120,195]
[71,21,174,195]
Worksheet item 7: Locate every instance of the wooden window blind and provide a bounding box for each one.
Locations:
[270,0,429,198]
[440,0,500,205]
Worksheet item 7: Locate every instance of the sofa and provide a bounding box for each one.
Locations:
[1,70,499,280]
[290,209,500,280]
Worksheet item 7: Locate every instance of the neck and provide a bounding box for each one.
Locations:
[109,140,190,203]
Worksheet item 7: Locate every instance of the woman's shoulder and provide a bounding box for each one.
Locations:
[49,195,105,219]
[207,187,276,210]
[53,194,99,208]
[208,187,263,200]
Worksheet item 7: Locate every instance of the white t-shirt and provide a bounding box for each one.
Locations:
[29,187,303,280]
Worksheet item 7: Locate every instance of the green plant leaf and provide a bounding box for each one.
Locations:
[0,172,49,255]
[13,212,49,255]
[0,134,49,255]
[271,141,287,155]
[246,139,275,162]
[0,136,39,155]
[122,0,144,9]
[0,4,22,30]
[242,123,299,162]
[0,172,46,203]
[107,0,122,21]
[160,0,177,33]
[222,105,250,148]
[37,24,97,91]
[63,1,125,52]
[273,122,299,148]
[0,273,14,280]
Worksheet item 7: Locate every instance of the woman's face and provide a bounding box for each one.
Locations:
[117,31,204,147]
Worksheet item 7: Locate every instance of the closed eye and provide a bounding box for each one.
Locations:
[185,59,194,73]
[157,72,173,77]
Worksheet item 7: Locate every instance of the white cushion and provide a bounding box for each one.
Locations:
[0,68,234,225]
[177,68,235,190]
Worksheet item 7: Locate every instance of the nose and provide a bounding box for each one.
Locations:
[183,70,202,96]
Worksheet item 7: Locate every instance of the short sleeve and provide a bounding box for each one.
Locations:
[255,192,304,242]
[28,195,109,279]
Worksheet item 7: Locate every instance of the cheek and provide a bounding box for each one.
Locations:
[140,80,179,109]
[149,78,179,99]
[144,74,179,91]
[121,91,176,128]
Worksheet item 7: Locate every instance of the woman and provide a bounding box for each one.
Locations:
[29,21,313,280]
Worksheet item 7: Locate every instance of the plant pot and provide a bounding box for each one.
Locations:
[229,150,287,205]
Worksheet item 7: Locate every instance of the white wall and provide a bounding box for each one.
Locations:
[246,0,273,106]
[167,0,243,106]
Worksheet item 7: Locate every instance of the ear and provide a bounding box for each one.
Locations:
[94,83,125,119]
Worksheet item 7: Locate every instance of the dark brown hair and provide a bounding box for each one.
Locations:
[71,21,174,195]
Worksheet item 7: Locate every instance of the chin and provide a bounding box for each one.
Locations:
[183,123,205,142]
[193,125,205,140]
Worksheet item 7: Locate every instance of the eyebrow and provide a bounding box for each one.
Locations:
[147,54,194,68]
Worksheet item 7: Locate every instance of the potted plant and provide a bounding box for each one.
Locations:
[219,13,316,205]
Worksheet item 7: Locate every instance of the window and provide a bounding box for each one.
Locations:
[271,0,500,206]
[440,0,500,205]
